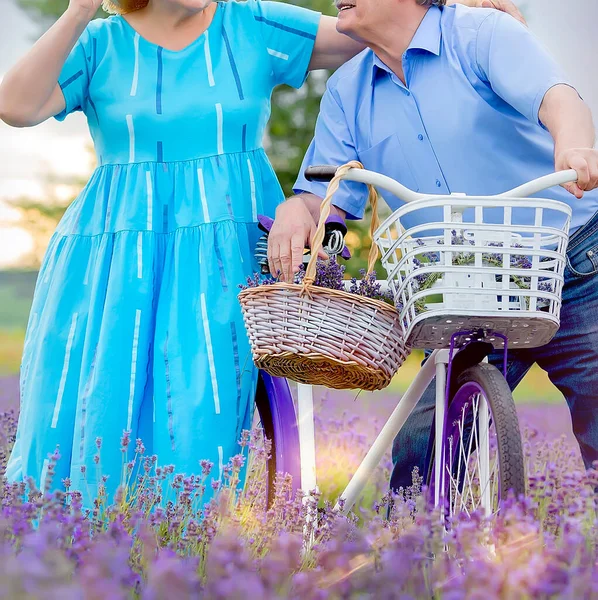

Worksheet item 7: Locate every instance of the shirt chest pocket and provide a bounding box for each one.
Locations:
[357,134,420,196]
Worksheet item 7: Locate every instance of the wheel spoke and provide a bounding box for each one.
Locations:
[432,364,524,524]
[449,391,499,516]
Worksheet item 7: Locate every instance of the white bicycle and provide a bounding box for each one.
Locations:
[253,165,576,518]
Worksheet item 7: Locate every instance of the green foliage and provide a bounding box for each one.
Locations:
[18,0,106,22]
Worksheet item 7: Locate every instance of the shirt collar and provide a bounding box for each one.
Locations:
[370,5,442,84]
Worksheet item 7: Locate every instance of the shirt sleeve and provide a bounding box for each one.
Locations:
[54,26,93,121]
[293,83,367,220]
[253,0,321,89]
[475,12,574,127]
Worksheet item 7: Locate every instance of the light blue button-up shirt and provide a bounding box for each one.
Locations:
[294,5,598,233]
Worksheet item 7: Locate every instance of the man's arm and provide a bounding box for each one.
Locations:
[476,11,598,198]
[539,85,598,198]
[297,192,347,224]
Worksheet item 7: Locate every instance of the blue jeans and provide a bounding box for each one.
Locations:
[390,209,598,491]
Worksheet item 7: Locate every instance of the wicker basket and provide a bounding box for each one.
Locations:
[239,162,409,391]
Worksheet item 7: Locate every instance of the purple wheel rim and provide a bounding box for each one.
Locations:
[258,373,301,500]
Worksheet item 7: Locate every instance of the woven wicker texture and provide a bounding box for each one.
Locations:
[239,162,409,391]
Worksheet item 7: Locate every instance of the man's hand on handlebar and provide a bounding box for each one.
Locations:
[556,148,598,199]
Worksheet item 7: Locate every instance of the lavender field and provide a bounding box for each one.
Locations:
[0,374,595,599]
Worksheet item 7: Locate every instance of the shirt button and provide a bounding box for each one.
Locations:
[436,179,442,188]
[418,134,424,141]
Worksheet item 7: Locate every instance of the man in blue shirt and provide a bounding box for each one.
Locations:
[270,0,598,488]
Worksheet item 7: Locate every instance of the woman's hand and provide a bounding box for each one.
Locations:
[452,0,526,25]
[68,0,103,20]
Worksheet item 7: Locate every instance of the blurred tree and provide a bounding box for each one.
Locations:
[14,0,376,274]
[9,173,85,267]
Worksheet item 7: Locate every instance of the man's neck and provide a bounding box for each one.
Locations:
[366,5,429,84]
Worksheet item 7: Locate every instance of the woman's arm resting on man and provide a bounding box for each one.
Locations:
[539,84,598,199]
[309,0,525,71]
[0,0,99,127]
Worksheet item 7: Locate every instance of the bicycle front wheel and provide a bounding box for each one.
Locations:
[254,373,301,509]
[429,363,525,517]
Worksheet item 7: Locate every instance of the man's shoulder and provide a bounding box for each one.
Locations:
[442,4,519,42]
[444,4,498,31]
[326,49,375,98]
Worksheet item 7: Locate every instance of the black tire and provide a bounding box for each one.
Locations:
[428,363,526,513]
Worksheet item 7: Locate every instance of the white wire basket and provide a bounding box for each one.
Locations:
[374,196,572,349]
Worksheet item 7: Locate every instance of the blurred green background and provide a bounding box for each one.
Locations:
[0,0,562,404]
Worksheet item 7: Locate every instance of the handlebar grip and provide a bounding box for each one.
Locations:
[304,165,338,182]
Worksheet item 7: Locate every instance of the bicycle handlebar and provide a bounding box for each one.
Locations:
[304,165,579,204]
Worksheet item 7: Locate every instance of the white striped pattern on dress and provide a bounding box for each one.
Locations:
[146,171,153,230]
[218,445,223,480]
[216,103,224,155]
[127,309,142,430]
[126,115,135,163]
[205,30,215,87]
[197,168,210,223]
[267,48,289,61]
[137,232,143,279]
[130,33,140,96]
[83,250,93,285]
[23,312,38,355]
[51,312,78,428]
[247,158,257,222]
[200,294,220,415]
[43,243,59,284]
[40,458,50,490]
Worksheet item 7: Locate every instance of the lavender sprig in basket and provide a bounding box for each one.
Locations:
[241,257,394,306]
[405,231,554,316]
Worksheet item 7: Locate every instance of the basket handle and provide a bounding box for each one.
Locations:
[303,161,380,288]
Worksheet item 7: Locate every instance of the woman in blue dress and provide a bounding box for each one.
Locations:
[0,0,518,505]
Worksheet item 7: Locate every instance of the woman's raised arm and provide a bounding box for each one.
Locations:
[0,0,100,127]
[308,15,365,72]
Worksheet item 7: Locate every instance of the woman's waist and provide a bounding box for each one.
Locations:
[56,149,284,236]
[96,146,268,169]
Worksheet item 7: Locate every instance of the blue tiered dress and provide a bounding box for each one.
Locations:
[7,0,320,505]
